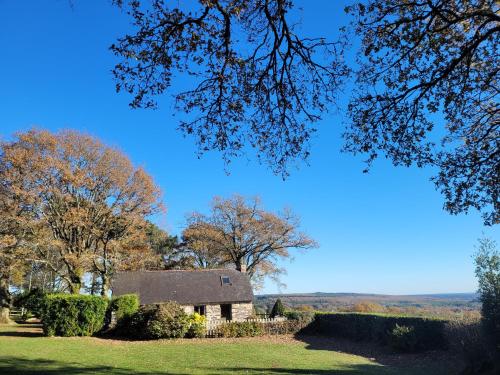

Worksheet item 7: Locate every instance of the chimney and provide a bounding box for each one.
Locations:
[240,264,247,273]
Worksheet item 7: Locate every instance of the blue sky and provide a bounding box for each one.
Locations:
[1,0,498,295]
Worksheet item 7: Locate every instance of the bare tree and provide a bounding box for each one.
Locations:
[181,195,317,287]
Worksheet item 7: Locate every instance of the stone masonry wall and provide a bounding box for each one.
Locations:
[181,302,253,321]
[182,305,194,315]
[231,302,253,321]
[206,304,221,321]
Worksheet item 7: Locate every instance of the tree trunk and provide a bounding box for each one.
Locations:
[68,274,82,294]
[0,277,12,324]
[100,274,110,297]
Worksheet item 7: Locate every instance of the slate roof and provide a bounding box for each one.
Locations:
[112,269,254,305]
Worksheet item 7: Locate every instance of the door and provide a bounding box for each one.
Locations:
[220,304,232,321]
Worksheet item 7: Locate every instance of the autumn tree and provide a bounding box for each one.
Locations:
[344,0,499,225]
[0,129,163,295]
[181,195,317,287]
[0,156,35,322]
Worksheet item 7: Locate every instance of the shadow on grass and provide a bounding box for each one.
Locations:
[295,334,462,374]
[196,366,390,375]
[0,356,163,375]
[0,324,44,338]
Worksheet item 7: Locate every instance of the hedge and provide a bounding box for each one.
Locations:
[210,318,311,338]
[109,294,139,323]
[41,294,108,337]
[308,313,448,351]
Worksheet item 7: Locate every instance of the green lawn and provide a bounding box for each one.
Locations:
[0,324,459,374]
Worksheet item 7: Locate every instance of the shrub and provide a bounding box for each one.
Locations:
[445,318,495,373]
[270,298,285,318]
[186,313,206,338]
[14,288,46,318]
[128,302,189,339]
[474,237,500,367]
[309,313,447,352]
[40,294,108,337]
[284,310,314,323]
[218,321,263,337]
[389,324,418,352]
[110,294,139,323]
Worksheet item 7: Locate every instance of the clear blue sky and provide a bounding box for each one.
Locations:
[1,0,498,295]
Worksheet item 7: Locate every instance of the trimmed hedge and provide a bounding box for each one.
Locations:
[308,313,448,351]
[110,294,139,323]
[41,294,108,337]
[211,318,311,338]
[217,321,264,337]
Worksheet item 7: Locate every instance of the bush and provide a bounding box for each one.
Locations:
[474,237,500,367]
[445,318,496,374]
[40,294,108,337]
[110,294,139,323]
[185,313,206,338]
[389,324,418,352]
[284,310,315,323]
[14,288,46,318]
[309,313,447,352]
[128,302,189,339]
[217,321,263,337]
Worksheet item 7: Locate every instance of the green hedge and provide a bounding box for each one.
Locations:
[217,321,264,337]
[14,288,46,318]
[308,313,448,351]
[41,294,108,337]
[210,319,310,338]
[110,294,139,323]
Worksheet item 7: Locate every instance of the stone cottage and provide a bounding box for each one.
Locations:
[112,269,254,321]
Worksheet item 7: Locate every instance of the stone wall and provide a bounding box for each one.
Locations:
[206,304,221,320]
[181,302,253,321]
[231,302,253,321]
[182,305,194,315]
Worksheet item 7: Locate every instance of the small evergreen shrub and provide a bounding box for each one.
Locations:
[40,294,108,337]
[389,324,418,352]
[129,302,189,339]
[270,298,285,318]
[110,294,139,322]
[185,313,206,338]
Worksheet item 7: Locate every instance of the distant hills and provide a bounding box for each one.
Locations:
[254,292,479,315]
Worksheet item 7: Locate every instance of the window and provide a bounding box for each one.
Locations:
[221,276,231,285]
[194,305,206,316]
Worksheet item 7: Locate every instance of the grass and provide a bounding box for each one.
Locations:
[0,324,460,374]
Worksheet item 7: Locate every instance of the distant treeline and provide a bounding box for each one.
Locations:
[254,293,480,318]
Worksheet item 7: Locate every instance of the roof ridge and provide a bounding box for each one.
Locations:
[118,268,240,273]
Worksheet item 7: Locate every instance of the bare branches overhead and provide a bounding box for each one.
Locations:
[344,0,499,225]
[111,0,348,176]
